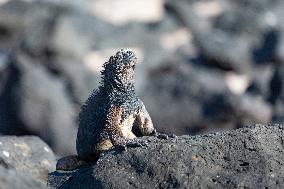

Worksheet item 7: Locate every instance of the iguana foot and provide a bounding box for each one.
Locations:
[114,144,127,151]
[126,138,148,148]
[157,133,169,140]
[152,129,169,140]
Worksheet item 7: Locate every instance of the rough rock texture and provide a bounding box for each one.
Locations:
[0,167,49,189]
[1,0,284,156]
[0,136,56,182]
[48,124,284,189]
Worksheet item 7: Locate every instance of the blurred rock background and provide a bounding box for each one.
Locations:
[0,0,283,155]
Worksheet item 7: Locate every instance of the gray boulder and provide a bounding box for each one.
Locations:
[269,64,284,123]
[48,124,284,189]
[141,61,231,134]
[16,54,78,155]
[0,136,56,182]
[0,167,49,189]
[141,61,272,134]
[166,0,281,72]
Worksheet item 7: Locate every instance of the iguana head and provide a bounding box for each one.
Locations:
[101,49,137,91]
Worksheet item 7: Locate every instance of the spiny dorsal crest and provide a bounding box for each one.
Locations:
[100,49,138,87]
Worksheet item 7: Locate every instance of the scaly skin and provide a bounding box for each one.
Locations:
[56,49,156,170]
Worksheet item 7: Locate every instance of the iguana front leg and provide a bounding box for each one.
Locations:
[136,104,156,136]
[105,106,127,150]
[106,105,149,150]
[136,104,169,139]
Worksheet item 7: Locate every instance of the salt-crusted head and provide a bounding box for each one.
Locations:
[101,49,137,91]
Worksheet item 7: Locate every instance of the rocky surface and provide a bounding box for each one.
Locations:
[0,136,56,182]
[0,167,49,189]
[0,0,284,155]
[48,124,284,189]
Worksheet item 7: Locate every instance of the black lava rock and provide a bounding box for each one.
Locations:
[48,124,284,189]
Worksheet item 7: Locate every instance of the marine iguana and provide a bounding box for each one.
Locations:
[56,49,158,170]
[76,49,157,159]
